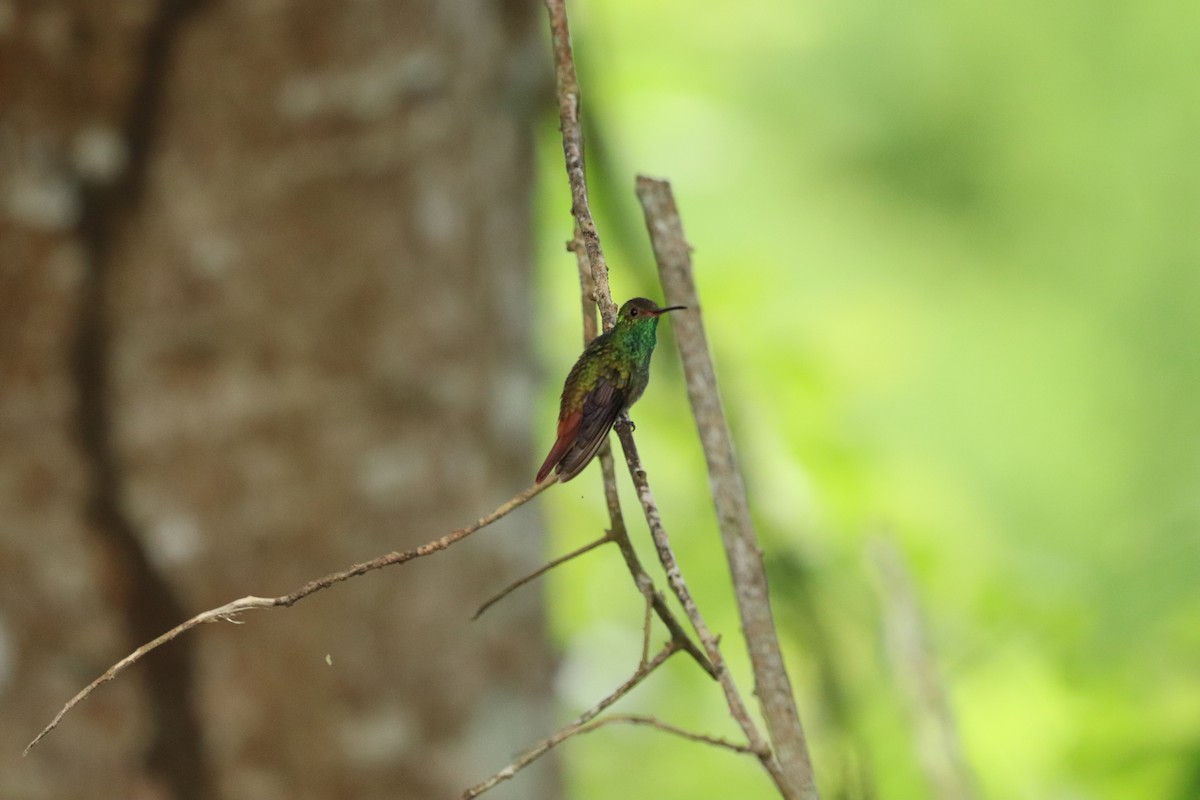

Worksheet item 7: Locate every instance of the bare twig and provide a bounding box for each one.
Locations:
[573,229,715,677]
[576,713,756,755]
[472,533,611,620]
[26,479,554,755]
[870,536,975,800]
[545,0,616,328]
[614,425,777,778]
[639,589,654,666]
[463,641,680,799]
[544,3,800,797]
[636,175,819,798]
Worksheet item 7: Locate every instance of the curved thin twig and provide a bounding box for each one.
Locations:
[462,641,680,798]
[26,478,553,755]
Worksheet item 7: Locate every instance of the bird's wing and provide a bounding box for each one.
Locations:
[536,408,582,483]
[555,375,626,482]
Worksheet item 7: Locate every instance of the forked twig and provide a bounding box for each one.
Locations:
[543,0,782,793]
[614,425,775,772]
[573,232,714,678]
[462,641,680,798]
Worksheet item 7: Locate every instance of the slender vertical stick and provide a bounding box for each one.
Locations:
[636,176,820,799]
[545,0,617,330]
[870,537,976,800]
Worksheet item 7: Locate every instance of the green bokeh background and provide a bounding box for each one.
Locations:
[531,1,1199,798]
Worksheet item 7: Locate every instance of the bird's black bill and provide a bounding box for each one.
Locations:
[657,305,687,314]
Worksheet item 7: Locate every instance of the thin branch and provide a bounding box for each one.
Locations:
[26,478,554,756]
[577,713,757,755]
[573,229,715,677]
[869,536,976,800]
[636,175,819,798]
[545,0,616,329]
[598,439,721,674]
[568,231,601,345]
[472,533,612,620]
[639,588,654,666]
[462,641,680,799]
[544,2,788,795]
[614,424,777,777]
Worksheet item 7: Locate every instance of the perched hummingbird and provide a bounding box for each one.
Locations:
[536,297,686,484]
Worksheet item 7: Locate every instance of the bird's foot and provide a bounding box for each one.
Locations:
[618,411,636,432]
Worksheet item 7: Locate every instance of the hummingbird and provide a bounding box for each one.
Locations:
[536,297,686,484]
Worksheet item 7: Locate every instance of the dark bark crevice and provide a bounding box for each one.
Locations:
[71,2,213,798]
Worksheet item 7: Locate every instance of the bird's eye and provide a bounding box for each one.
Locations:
[630,308,639,317]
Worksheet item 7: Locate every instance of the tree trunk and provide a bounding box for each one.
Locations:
[1,2,557,798]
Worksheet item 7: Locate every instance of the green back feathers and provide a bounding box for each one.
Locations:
[559,309,660,410]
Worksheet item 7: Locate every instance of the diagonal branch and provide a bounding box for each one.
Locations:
[597,441,713,675]
[572,230,715,677]
[542,3,829,799]
[614,424,778,780]
[636,175,819,798]
[26,478,553,755]
[544,0,795,794]
[462,641,680,798]
[576,713,757,755]
[472,532,612,620]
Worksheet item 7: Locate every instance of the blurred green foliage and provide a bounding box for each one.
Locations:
[532,0,1200,798]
